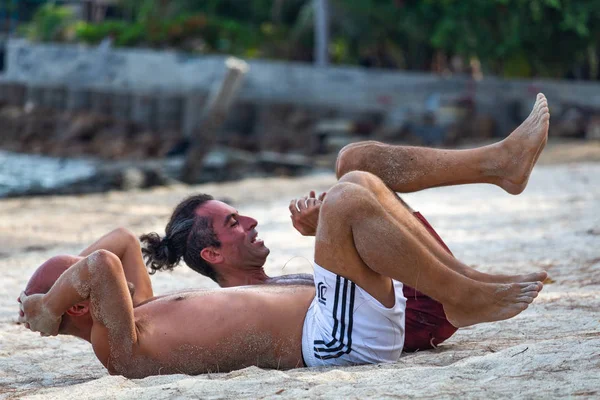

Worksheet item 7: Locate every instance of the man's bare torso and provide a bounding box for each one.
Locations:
[105,285,315,376]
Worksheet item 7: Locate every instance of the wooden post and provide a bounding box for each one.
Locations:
[313,0,329,67]
[181,57,249,183]
[182,92,205,138]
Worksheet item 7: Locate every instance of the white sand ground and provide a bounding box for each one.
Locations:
[0,164,599,399]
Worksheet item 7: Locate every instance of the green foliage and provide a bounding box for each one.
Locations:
[75,20,130,45]
[331,0,600,78]
[20,3,76,42]
[18,0,600,79]
[116,23,146,47]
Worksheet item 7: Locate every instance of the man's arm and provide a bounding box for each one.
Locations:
[79,227,153,305]
[20,250,139,376]
[289,191,326,236]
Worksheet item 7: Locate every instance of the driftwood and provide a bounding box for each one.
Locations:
[181,57,249,183]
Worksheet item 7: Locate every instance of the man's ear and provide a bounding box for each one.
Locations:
[65,302,89,317]
[200,247,223,264]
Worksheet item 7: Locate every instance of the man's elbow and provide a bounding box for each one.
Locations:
[111,227,138,244]
[88,249,122,275]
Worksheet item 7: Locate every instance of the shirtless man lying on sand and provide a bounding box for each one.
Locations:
[139,93,551,352]
[18,94,550,379]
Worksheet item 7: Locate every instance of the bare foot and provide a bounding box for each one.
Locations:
[444,281,543,328]
[483,270,548,284]
[460,263,548,284]
[494,93,550,195]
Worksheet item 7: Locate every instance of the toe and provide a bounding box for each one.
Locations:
[537,271,549,281]
[522,282,541,292]
[522,290,539,298]
[516,296,534,303]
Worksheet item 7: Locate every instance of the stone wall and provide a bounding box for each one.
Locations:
[3,39,451,113]
[3,39,600,142]
[7,39,600,111]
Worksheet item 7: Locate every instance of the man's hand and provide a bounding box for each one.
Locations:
[289,191,326,236]
[18,291,62,337]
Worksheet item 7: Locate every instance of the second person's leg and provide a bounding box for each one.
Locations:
[315,178,544,328]
[336,94,549,195]
[338,171,548,285]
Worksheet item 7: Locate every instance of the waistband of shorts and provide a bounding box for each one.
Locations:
[313,262,405,313]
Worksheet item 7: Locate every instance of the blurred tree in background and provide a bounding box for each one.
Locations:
[18,0,600,80]
[19,2,76,42]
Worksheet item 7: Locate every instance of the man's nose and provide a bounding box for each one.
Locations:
[241,216,258,230]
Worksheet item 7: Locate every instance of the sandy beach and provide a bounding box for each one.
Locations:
[1,160,599,399]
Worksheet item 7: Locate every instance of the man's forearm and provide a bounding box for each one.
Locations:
[47,250,138,373]
[43,256,93,317]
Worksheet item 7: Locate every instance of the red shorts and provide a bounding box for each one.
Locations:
[402,212,458,352]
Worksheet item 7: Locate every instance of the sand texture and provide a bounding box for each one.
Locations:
[1,165,599,399]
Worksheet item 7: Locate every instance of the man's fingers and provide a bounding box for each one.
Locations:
[306,198,317,208]
[18,297,26,323]
[309,190,316,198]
[289,199,299,215]
[297,196,308,211]
[319,192,327,201]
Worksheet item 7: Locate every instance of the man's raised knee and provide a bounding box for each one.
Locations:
[338,170,381,189]
[322,181,379,221]
[336,141,381,178]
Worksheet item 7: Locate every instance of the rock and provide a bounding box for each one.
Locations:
[552,107,586,138]
[117,168,146,191]
[202,146,258,181]
[585,115,600,140]
[311,119,355,155]
[471,114,497,139]
[258,151,312,175]
[62,114,111,142]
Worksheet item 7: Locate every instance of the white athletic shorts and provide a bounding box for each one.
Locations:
[302,263,407,367]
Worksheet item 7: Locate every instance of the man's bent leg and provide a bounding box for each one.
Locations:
[338,171,548,285]
[315,180,543,328]
[336,94,549,195]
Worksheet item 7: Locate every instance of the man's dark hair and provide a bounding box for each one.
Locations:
[140,194,221,282]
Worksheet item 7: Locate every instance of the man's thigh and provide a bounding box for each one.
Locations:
[314,181,395,308]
